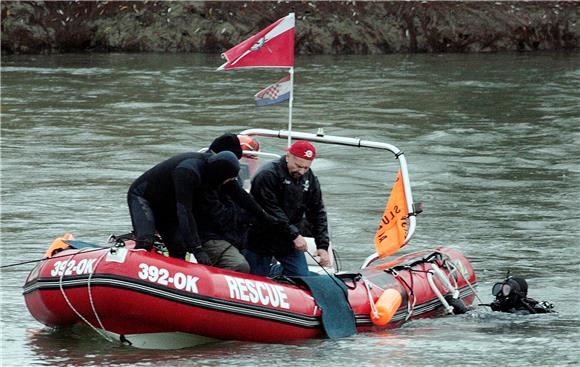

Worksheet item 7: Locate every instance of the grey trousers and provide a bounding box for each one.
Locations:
[201,239,250,274]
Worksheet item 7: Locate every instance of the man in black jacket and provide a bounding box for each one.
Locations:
[245,140,330,276]
[195,133,267,273]
[128,133,274,270]
[127,150,241,263]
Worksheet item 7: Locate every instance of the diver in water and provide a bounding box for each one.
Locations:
[488,276,555,314]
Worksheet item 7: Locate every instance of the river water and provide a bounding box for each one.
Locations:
[1,52,579,366]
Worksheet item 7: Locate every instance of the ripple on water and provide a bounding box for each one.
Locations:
[2,53,579,367]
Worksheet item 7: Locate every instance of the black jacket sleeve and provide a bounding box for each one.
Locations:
[200,187,238,228]
[250,170,296,239]
[305,174,330,251]
[222,180,268,220]
[172,166,202,251]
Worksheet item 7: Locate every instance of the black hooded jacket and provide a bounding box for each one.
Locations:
[198,133,269,248]
[128,151,239,252]
[248,157,329,256]
[196,180,257,249]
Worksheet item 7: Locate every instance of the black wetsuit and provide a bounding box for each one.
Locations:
[128,151,269,259]
[247,157,330,257]
[129,151,245,258]
[127,152,210,258]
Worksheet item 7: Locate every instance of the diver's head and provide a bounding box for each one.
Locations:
[491,276,528,311]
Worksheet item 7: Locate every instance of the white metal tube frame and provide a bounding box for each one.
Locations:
[239,128,417,268]
[427,271,455,315]
[430,263,459,299]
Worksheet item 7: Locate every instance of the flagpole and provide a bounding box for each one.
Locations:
[287,67,294,147]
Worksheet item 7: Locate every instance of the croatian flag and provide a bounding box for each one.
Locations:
[217,13,295,70]
[254,75,291,106]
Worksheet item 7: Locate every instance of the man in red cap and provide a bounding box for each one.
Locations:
[245,140,330,276]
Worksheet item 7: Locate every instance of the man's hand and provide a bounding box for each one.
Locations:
[315,249,331,267]
[192,247,212,265]
[293,235,308,252]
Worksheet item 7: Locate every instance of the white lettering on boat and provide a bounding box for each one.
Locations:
[224,275,290,309]
[137,263,199,293]
[50,259,97,277]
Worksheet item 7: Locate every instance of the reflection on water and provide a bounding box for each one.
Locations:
[2,52,579,366]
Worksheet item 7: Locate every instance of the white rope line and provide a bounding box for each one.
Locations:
[87,251,111,338]
[58,249,114,342]
[390,269,416,321]
[361,277,379,319]
[444,263,460,291]
[405,289,417,321]
[445,260,484,305]
[431,250,483,305]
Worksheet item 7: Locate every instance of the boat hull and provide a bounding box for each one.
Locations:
[23,243,477,343]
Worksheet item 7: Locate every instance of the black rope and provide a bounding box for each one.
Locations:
[384,265,435,296]
[334,272,361,290]
[305,251,348,292]
[0,246,112,270]
[332,248,343,273]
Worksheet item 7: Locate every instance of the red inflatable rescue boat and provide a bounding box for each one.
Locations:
[23,129,478,348]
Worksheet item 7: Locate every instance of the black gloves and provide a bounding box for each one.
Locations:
[192,247,212,266]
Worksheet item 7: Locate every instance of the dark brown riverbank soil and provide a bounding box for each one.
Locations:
[1,1,578,55]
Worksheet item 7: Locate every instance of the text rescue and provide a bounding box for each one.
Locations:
[224,275,290,309]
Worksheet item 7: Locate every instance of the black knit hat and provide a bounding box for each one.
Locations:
[209,133,243,159]
[206,151,240,187]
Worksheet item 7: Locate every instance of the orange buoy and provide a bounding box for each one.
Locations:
[45,233,74,258]
[371,288,403,326]
[238,135,260,152]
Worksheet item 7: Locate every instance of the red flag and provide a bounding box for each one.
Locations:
[373,170,409,258]
[217,13,295,70]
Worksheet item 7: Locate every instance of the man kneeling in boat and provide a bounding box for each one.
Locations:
[127,135,274,266]
[245,141,331,277]
[195,134,275,273]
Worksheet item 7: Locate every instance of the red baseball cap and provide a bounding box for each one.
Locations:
[288,140,316,161]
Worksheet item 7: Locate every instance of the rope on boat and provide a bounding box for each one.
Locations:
[389,268,417,321]
[87,251,111,338]
[425,251,483,313]
[0,247,109,269]
[58,248,114,343]
[361,277,380,320]
[305,251,347,292]
[441,257,484,305]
